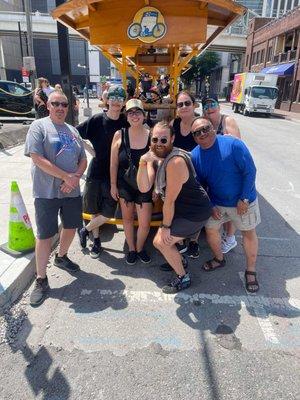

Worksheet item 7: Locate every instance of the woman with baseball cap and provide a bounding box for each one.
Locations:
[110,99,153,265]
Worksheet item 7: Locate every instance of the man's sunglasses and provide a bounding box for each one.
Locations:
[151,137,168,144]
[108,96,125,102]
[192,125,212,137]
[177,100,192,108]
[51,101,68,108]
[203,101,218,111]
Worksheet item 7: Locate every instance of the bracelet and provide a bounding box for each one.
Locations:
[160,223,171,229]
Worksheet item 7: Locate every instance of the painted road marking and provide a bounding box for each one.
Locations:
[79,288,300,311]
[238,272,280,345]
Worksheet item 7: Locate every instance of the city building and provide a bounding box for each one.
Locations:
[209,0,300,98]
[245,6,300,112]
[0,0,110,88]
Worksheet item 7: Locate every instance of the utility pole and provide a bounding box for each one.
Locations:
[24,0,36,89]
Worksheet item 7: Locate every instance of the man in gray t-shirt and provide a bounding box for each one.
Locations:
[25,91,87,306]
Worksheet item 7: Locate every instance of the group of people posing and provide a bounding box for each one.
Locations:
[25,85,260,307]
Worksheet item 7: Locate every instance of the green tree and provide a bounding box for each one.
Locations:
[181,51,220,92]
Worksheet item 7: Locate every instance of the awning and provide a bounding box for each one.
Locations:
[261,62,294,76]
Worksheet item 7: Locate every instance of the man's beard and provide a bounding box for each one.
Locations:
[151,144,173,159]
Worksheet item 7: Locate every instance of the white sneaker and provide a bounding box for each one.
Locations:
[221,238,237,254]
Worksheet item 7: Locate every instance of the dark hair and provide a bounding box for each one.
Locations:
[175,90,195,105]
[151,121,175,137]
[191,116,212,130]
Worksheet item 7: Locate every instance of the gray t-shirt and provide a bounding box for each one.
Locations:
[24,116,86,199]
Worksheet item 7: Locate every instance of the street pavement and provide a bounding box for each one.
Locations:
[0,104,300,399]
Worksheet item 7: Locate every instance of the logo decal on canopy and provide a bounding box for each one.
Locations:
[127,7,167,43]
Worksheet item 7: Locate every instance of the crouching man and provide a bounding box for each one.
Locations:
[137,121,212,293]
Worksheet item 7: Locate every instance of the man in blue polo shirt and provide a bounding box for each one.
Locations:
[190,117,261,293]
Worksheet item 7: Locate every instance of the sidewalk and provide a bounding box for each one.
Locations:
[0,99,98,310]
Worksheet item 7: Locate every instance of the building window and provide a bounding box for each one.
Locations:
[267,46,273,62]
[261,49,265,64]
[252,52,256,65]
[246,54,249,67]
[256,51,260,64]
[282,79,292,101]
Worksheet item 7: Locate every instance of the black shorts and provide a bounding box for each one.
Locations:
[34,197,82,240]
[83,179,117,217]
[118,179,152,205]
[170,218,207,239]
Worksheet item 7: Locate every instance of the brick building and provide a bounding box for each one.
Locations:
[245,6,300,112]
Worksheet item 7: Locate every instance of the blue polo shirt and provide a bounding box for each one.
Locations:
[191,135,257,207]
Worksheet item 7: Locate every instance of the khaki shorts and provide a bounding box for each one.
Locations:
[205,199,261,231]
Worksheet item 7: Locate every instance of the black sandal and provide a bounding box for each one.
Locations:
[244,271,259,293]
[202,257,226,272]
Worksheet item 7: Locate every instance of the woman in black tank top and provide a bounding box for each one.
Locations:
[110,99,152,265]
[172,91,198,152]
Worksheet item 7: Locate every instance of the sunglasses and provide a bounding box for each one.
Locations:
[108,96,125,102]
[51,101,68,108]
[177,100,192,108]
[127,110,143,117]
[203,101,218,111]
[192,125,212,137]
[151,137,168,144]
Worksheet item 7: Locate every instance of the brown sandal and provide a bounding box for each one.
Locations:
[245,271,259,293]
[202,257,226,272]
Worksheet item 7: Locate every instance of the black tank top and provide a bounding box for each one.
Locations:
[117,128,150,180]
[173,156,212,221]
[173,117,197,151]
[216,114,227,135]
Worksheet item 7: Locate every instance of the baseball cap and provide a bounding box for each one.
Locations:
[202,95,219,107]
[125,98,144,112]
[107,85,126,99]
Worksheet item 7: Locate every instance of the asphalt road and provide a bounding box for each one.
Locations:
[0,106,300,400]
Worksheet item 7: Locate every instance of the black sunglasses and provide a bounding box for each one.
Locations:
[177,100,192,108]
[51,101,69,108]
[151,137,168,144]
[192,125,212,137]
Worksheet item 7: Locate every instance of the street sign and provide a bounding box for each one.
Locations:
[23,56,36,71]
[21,67,30,83]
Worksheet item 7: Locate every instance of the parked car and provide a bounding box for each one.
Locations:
[0,80,35,118]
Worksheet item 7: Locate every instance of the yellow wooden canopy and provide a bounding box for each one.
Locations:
[52,0,245,96]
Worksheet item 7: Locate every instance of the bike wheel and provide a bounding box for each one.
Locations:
[152,23,166,38]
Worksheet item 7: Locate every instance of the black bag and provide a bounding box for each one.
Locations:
[122,128,138,191]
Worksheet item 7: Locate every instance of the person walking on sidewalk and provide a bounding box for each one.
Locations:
[77,85,127,258]
[25,91,87,306]
[137,121,212,293]
[190,117,260,293]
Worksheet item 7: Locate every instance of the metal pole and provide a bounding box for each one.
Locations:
[84,41,90,108]
[24,0,36,89]
[56,0,75,125]
[18,22,24,60]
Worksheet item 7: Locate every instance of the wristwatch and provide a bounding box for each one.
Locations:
[160,223,171,229]
[241,199,249,204]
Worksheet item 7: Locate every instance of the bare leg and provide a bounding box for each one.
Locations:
[86,214,108,232]
[205,227,224,261]
[135,202,152,252]
[35,237,52,279]
[119,199,135,251]
[225,221,236,237]
[241,229,258,275]
[58,228,76,257]
[153,229,185,276]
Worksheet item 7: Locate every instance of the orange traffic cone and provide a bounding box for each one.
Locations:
[0,181,35,257]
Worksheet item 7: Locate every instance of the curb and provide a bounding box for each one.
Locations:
[0,126,30,150]
[0,233,59,313]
